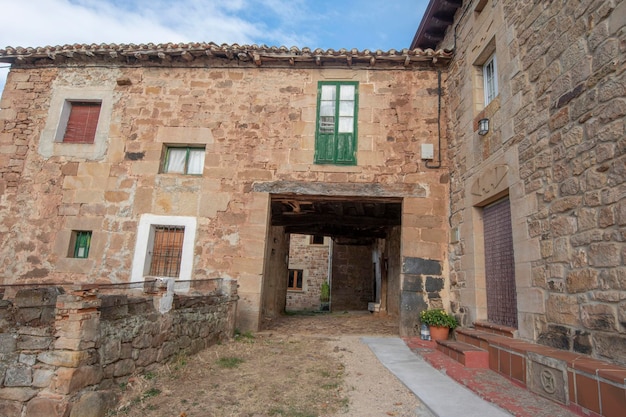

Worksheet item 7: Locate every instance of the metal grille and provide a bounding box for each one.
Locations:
[149,226,184,277]
[483,198,518,328]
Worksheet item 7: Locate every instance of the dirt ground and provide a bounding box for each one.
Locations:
[109,311,433,417]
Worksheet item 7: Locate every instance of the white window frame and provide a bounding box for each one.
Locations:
[131,214,197,292]
[483,54,498,107]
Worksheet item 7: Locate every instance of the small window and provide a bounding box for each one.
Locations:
[315,81,358,165]
[483,54,498,107]
[310,235,324,245]
[163,146,205,175]
[148,226,185,277]
[70,231,92,258]
[62,101,101,144]
[288,269,303,290]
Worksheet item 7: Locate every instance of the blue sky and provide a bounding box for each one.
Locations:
[0,0,430,94]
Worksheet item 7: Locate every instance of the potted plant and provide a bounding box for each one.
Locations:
[419,309,458,341]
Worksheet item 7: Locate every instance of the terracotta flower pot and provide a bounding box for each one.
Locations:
[429,325,450,341]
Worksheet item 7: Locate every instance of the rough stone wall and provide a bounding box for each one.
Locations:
[444,0,625,364]
[285,234,330,311]
[0,61,450,333]
[331,243,374,311]
[0,281,236,416]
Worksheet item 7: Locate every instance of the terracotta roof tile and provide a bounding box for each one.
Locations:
[0,42,452,68]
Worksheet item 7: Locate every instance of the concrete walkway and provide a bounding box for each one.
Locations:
[362,337,513,417]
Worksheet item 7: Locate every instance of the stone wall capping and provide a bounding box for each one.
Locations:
[0,42,452,69]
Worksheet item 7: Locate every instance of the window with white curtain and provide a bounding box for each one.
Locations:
[163,146,205,175]
[483,54,498,107]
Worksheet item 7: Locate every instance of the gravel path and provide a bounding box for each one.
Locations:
[331,335,434,417]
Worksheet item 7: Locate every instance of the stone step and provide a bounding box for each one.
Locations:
[436,339,490,368]
[473,321,518,338]
[456,327,503,350]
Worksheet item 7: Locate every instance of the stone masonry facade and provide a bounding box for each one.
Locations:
[0,45,451,334]
[285,234,330,312]
[443,0,625,366]
[0,280,236,416]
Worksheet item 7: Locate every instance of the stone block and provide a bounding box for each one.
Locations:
[113,359,135,377]
[402,275,423,292]
[399,291,428,337]
[0,333,17,354]
[52,366,103,395]
[25,397,69,417]
[99,295,128,320]
[17,335,54,350]
[135,348,157,367]
[100,338,121,365]
[527,352,568,405]
[32,368,54,388]
[589,242,621,267]
[69,390,118,417]
[594,333,626,366]
[0,387,38,402]
[4,365,33,387]
[0,399,22,417]
[566,268,599,293]
[581,303,617,331]
[19,353,37,366]
[546,294,580,326]
[37,350,90,368]
[402,257,442,275]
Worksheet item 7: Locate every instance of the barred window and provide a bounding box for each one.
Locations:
[149,226,185,277]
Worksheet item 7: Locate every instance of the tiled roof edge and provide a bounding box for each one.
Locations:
[0,42,452,67]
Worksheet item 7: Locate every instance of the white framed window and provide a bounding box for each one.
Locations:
[483,54,498,107]
[162,146,205,175]
[131,214,197,290]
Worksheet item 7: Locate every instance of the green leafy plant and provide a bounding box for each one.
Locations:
[419,309,458,329]
[320,281,330,302]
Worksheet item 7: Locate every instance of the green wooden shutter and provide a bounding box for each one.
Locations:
[315,82,358,165]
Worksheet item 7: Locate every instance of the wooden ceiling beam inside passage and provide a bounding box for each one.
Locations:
[270,196,402,239]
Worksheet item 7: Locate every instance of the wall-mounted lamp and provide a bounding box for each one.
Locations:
[478,118,489,136]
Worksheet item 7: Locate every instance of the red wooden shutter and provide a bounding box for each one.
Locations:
[63,102,101,143]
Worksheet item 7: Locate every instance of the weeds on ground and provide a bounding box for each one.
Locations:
[216,356,245,368]
[269,407,317,417]
[234,328,255,342]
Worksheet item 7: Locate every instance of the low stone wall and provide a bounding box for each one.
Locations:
[0,279,237,417]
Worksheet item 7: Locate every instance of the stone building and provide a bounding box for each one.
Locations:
[414,0,625,414]
[0,43,451,335]
[285,234,331,312]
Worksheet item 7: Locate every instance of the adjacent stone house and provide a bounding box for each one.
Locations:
[414,0,625,414]
[0,43,451,335]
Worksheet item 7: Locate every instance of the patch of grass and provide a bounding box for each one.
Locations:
[269,407,317,417]
[234,329,255,341]
[216,356,245,368]
[142,388,161,399]
[172,352,188,371]
[118,382,127,391]
[144,371,156,380]
[321,382,339,390]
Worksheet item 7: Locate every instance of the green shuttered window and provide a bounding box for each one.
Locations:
[314,81,358,165]
[72,231,92,258]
